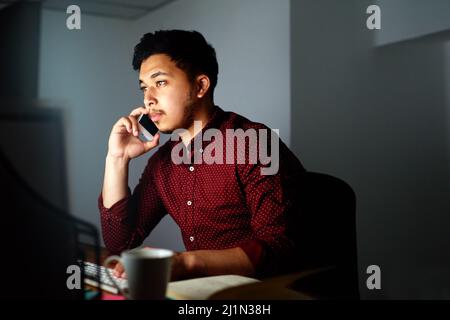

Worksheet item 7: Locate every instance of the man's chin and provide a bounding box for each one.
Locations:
[158,120,191,135]
[157,125,174,135]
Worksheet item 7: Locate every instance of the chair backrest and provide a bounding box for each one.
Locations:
[286,171,359,299]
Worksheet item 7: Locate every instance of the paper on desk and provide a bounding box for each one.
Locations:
[166,275,260,300]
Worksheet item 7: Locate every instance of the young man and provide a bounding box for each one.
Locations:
[99,30,305,281]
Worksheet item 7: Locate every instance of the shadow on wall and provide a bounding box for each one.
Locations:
[291,0,450,299]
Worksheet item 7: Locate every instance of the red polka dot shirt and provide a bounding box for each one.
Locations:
[99,106,305,277]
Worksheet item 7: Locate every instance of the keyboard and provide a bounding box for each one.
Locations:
[82,261,128,294]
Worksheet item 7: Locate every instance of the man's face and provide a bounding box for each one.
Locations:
[139,54,196,134]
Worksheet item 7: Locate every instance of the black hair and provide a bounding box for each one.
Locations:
[132,30,219,99]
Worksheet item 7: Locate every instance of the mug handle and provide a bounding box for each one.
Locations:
[103,255,130,299]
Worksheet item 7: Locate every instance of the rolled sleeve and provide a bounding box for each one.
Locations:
[238,239,266,271]
[98,188,131,220]
[98,158,167,254]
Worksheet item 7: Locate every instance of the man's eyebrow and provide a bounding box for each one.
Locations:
[139,71,170,86]
[150,71,170,78]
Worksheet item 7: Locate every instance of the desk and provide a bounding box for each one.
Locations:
[81,244,315,300]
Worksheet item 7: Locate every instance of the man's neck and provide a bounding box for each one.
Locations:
[180,100,214,146]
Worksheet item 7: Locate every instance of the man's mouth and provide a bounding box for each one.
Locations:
[150,112,164,122]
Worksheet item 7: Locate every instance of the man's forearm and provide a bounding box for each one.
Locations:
[102,155,130,208]
[175,247,255,280]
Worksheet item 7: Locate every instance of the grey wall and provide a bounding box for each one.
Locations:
[376,0,450,45]
[38,9,150,245]
[292,0,450,299]
[38,0,290,252]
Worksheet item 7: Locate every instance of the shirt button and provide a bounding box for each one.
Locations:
[189,166,194,172]
[199,148,204,153]
[187,200,192,206]
[189,236,195,242]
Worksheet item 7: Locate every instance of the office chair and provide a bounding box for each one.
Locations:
[285,171,360,299]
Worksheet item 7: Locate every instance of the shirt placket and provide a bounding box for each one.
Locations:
[185,148,199,249]
[184,130,211,249]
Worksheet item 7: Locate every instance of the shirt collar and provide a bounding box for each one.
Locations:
[168,105,225,154]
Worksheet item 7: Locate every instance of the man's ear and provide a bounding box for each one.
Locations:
[196,75,210,99]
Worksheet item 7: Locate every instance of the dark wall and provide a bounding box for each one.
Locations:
[0,2,41,101]
[291,0,450,298]
[0,2,69,211]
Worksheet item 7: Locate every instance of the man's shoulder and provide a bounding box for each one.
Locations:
[219,108,269,132]
[220,107,305,173]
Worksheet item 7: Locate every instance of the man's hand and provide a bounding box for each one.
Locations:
[110,248,254,281]
[108,106,160,161]
[111,251,204,281]
[113,261,126,279]
[111,245,156,279]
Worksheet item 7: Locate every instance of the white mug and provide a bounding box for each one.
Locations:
[104,247,174,300]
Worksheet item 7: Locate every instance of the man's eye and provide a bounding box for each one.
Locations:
[156,80,167,87]
[140,87,147,92]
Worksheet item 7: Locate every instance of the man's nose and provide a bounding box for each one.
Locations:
[144,99,155,109]
[144,92,156,108]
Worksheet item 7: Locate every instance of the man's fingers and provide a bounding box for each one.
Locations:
[115,107,148,136]
[115,116,139,136]
[128,116,140,137]
[113,262,124,273]
[113,262,126,278]
[117,117,132,133]
[143,133,160,152]
[130,106,148,117]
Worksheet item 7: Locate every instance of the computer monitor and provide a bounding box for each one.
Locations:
[0,106,69,211]
[0,105,99,299]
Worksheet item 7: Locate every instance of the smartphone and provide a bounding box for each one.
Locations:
[137,113,159,142]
